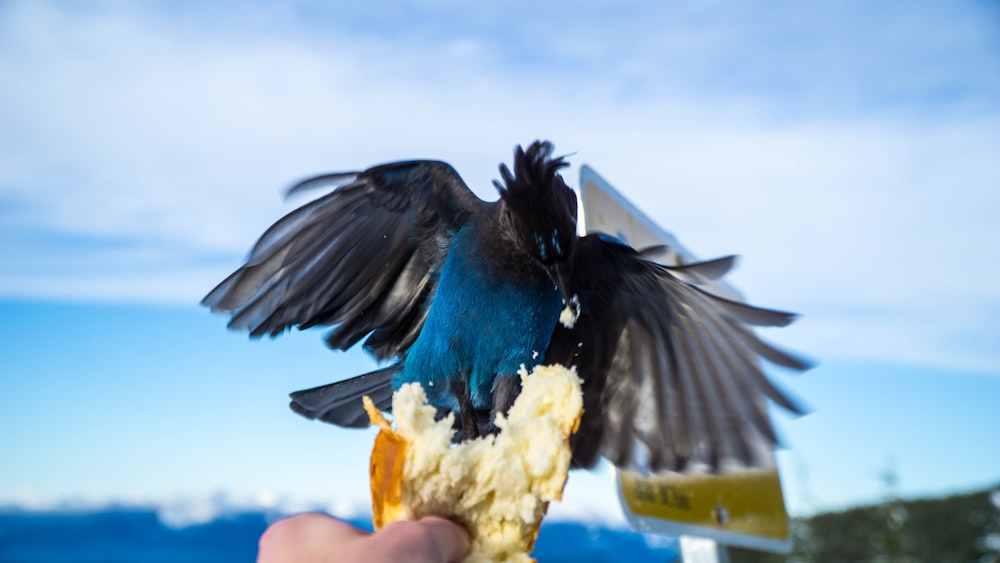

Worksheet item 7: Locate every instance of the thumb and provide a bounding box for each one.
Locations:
[416,516,471,562]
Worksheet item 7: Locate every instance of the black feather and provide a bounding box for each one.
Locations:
[289,365,397,428]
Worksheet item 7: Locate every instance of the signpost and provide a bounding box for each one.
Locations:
[578,165,793,560]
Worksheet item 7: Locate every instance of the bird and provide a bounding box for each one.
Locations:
[202,140,810,473]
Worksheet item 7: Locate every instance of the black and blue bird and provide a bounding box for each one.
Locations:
[203,141,809,472]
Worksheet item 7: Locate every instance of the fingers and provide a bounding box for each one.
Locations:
[257,513,470,563]
[258,513,361,562]
[374,517,470,563]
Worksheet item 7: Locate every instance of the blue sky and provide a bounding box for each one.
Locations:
[1,0,999,524]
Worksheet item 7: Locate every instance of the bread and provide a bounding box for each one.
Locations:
[365,364,584,562]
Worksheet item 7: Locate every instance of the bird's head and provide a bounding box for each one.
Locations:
[494,141,579,303]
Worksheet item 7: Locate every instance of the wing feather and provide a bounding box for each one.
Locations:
[662,255,737,285]
[202,160,483,361]
[549,235,812,472]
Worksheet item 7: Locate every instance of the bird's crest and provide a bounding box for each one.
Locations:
[494,141,578,263]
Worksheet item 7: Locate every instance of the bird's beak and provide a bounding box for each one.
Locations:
[549,262,573,303]
[549,263,580,328]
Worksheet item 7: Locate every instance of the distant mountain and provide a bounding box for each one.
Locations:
[0,508,266,563]
[0,505,680,563]
[8,483,994,562]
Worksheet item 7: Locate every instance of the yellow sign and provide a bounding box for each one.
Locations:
[618,469,790,551]
[579,165,791,553]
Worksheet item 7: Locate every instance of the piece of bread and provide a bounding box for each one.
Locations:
[364,364,584,563]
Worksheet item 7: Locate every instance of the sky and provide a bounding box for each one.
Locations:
[1,0,999,528]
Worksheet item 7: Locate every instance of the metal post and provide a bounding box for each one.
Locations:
[679,536,729,563]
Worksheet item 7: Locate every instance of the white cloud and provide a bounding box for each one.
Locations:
[1,0,998,377]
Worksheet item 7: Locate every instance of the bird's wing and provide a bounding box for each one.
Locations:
[546,234,811,473]
[202,160,484,360]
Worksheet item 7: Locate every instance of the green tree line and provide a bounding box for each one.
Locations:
[728,483,1000,562]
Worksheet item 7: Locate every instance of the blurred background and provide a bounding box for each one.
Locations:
[2,0,998,560]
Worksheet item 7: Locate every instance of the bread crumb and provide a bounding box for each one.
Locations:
[559,295,580,329]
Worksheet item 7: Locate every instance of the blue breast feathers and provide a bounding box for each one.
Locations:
[394,225,561,411]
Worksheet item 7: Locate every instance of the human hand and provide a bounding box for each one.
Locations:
[257,512,470,563]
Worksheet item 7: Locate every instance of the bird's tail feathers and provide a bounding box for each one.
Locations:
[289,364,397,428]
